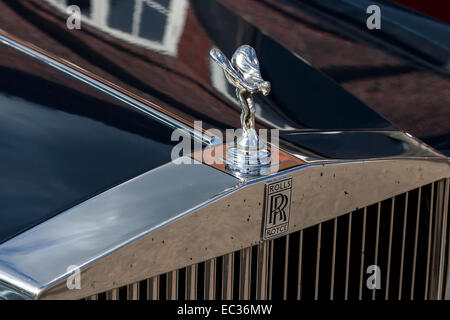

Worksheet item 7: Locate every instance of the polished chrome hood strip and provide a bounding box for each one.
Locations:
[0,158,239,299]
[0,31,213,145]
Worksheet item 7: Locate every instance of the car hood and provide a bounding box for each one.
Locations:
[0,0,449,299]
[0,0,396,133]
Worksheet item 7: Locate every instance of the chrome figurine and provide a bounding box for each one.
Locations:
[210,45,272,176]
[210,45,271,132]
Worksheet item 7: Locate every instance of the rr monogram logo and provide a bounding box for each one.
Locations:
[269,193,288,225]
[262,177,292,241]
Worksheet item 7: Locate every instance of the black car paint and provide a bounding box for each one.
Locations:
[0,45,179,244]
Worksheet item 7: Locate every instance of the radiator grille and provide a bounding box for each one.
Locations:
[87,178,449,300]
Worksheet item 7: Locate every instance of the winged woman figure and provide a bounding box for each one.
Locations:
[210,45,271,133]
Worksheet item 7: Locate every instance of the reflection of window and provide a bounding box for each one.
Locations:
[139,1,167,41]
[45,0,188,56]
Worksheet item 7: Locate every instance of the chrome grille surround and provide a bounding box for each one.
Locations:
[0,156,447,300]
[90,177,449,300]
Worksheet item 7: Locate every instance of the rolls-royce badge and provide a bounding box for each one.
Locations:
[262,177,292,241]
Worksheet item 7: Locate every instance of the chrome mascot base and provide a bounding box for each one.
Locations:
[225,128,271,176]
[210,45,272,176]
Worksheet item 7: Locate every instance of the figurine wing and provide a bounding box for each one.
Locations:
[209,48,257,92]
[231,45,265,85]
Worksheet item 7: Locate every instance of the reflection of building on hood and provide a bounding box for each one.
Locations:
[45,0,188,56]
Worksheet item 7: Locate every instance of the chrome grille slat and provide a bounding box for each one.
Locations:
[385,197,395,300]
[283,235,290,300]
[398,192,409,300]
[430,181,444,299]
[437,179,449,299]
[445,189,450,300]
[147,276,160,300]
[411,187,422,299]
[185,264,198,300]
[344,211,352,300]
[204,259,216,300]
[166,270,178,300]
[425,182,435,299]
[330,218,337,300]
[256,241,269,299]
[221,253,233,300]
[358,208,367,300]
[314,224,321,300]
[85,179,449,301]
[429,179,448,299]
[127,282,139,300]
[372,203,381,300]
[239,248,251,299]
[297,230,303,300]
[106,288,119,300]
[268,241,274,300]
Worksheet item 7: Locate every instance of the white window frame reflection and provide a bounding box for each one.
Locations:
[45,0,188,56]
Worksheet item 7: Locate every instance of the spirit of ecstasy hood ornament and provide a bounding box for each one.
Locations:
[210,45,272,175]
